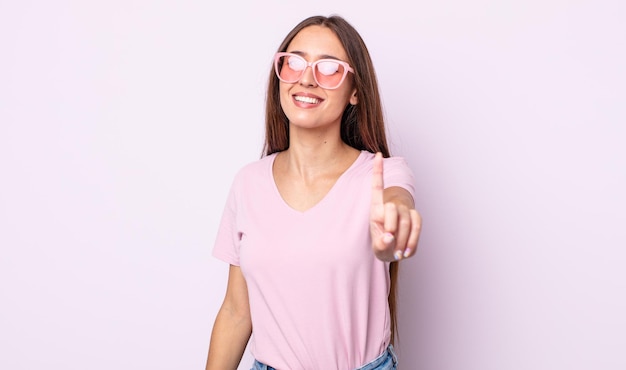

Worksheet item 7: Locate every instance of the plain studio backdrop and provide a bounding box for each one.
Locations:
[1,0,624,369]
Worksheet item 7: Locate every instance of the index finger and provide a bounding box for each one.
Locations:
[371,152,384,212]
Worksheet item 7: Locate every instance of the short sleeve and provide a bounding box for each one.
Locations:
[211,176,242,266]
[382,156,416,201]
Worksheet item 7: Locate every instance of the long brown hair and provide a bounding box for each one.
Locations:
[262,15,400,344]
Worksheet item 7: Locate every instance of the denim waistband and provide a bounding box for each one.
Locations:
[355,344,397,370]
[251,344,397,370]
[251,360,276,370]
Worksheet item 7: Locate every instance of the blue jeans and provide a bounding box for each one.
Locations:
[251,344,398,370]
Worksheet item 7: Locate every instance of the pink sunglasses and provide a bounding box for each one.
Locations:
[274,52,354,90]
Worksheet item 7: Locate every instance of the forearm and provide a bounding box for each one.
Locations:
[206,306,252,370]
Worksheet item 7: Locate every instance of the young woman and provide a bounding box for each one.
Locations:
[206,15,421,370]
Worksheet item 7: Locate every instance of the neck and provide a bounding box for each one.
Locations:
[279,141,359,180]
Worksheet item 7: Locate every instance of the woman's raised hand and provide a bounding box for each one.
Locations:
[370,152,422,262]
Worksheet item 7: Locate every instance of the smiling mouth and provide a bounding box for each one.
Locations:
[294,95,321,104]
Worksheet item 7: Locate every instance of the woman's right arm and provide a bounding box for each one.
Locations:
[205,264,252,370]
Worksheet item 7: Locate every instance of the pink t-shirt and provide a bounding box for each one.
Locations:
[212,150,415,370]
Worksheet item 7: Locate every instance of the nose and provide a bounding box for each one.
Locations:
[299,65,317,87]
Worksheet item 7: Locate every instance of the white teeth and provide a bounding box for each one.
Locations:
[294,95,321,104]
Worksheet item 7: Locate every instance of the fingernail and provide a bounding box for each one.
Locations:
[394,250,403,260]
[403,248,411,258]
[383,233,394,244]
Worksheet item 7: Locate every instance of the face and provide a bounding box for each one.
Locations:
[278,25,358,130]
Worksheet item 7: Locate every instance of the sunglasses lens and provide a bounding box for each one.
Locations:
[277,55,305,83]
[316,61,341,76]
[315,61,344,88]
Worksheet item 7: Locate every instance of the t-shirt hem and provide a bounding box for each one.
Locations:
[211,250,240,266]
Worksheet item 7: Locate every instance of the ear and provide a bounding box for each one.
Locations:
[349,89,358,105]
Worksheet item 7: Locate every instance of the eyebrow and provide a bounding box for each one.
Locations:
[287,50,343,61]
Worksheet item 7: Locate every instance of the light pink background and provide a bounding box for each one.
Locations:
[1,1,624,369]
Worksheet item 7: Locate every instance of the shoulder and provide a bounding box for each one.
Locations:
[232,154,277,182]
[224,154,277,200]
[357,150,415,194]
[357,151,413,172]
